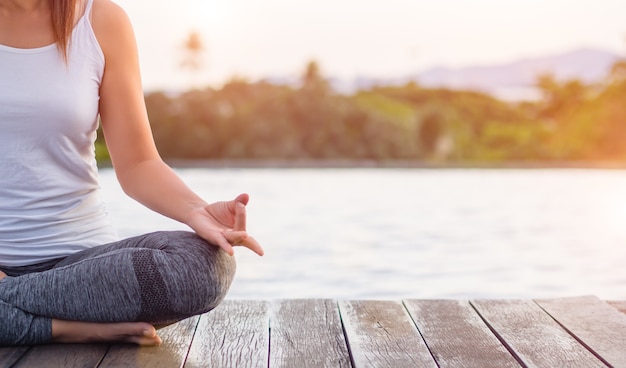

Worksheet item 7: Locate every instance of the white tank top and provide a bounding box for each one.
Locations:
[0,0,119,267]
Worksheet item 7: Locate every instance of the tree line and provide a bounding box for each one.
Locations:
[96,60,626,164]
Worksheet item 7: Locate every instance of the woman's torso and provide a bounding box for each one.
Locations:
[0,0,118,267]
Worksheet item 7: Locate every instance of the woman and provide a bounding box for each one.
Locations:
[0,0,263,346]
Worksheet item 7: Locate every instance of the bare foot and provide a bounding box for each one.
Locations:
[0,270,6,281]
[52,319,162,346]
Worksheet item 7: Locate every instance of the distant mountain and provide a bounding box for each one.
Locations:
[338,47,622,101]
[415,47,622,100]
[263,48,623,101]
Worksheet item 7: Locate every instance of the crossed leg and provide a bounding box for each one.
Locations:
[0,269,160,346]
[0,231,235,346]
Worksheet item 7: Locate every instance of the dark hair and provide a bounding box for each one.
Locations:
[50,0,77,60]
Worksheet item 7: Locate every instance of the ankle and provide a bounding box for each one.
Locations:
[51,320,83,342]
[51,319,161,346]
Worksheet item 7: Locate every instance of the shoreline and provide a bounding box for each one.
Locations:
[98,158,626,170]
[161,159,626,170]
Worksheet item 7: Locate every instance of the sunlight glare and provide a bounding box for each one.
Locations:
[186,0,232,27]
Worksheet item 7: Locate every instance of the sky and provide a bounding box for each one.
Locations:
[113,0,626,91]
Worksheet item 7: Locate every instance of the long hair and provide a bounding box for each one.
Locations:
[49,0,77,60]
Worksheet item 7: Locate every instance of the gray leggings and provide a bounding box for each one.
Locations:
[0,231,236,346]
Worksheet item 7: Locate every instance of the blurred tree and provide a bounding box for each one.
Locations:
[536,74,586,121]
[418,111,444,157]
[301,60,330,93]
[608,60,626,85]
[180,30,206,88]
[533,59,626,160]
[131,59,626,164]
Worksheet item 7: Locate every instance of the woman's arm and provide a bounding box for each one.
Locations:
[91,0,262,256]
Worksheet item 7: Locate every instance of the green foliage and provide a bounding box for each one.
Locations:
[94,125,110,164]
[95,141,110,163]
[535,67,626,161]
[95,58,626,164]
[474,121,553,161]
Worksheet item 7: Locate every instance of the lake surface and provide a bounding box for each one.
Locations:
[99,167,626,300]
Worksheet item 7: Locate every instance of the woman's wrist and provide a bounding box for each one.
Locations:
[181,200,210,226]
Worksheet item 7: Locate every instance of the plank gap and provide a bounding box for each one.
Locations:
[0,347,31,368]
[469,300,531,368]
[471,299,606,367]
[535,296,625,368]
[400,300,438,366]
[533,299,611,368]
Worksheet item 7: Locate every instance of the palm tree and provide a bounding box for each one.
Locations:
[180,30,206,89]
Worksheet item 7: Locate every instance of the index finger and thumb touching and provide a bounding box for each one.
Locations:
[227,204,264,256]
[223,193,264,256]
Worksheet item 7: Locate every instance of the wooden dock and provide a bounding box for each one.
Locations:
[2,295,626,367]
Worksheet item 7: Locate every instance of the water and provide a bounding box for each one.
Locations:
[99,167,626,300]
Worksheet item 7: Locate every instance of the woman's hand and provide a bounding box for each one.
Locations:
[186,193,264,256]
[91,3,263,258]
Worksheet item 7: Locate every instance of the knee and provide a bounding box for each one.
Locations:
[202,245,237,311]
[164,231,236,315]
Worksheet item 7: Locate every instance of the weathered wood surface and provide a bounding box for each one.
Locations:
[607,300,626,315]
[1,297,625,368]
[270,299,350,368]
[404,299,521,368]
[536,295,626,367]
[0,347,29,367]
[339,300,437,368]
[471,299,606,367]
[12,344,108,368]
[185,300,269,368]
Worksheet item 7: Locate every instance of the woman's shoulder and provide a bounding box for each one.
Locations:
[91,0,136,53]
[92,0,131,26]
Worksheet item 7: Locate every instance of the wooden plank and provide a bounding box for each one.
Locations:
[0,347,30,368]
[98,316,200,368]
[338,300,437,368]
[269,299,350,368]
[184,300,269,368]
[404,299,521,368]
[471,299,607,368]
[606,300,626,315]
[536,296,626,367]
[11,344,108,368]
